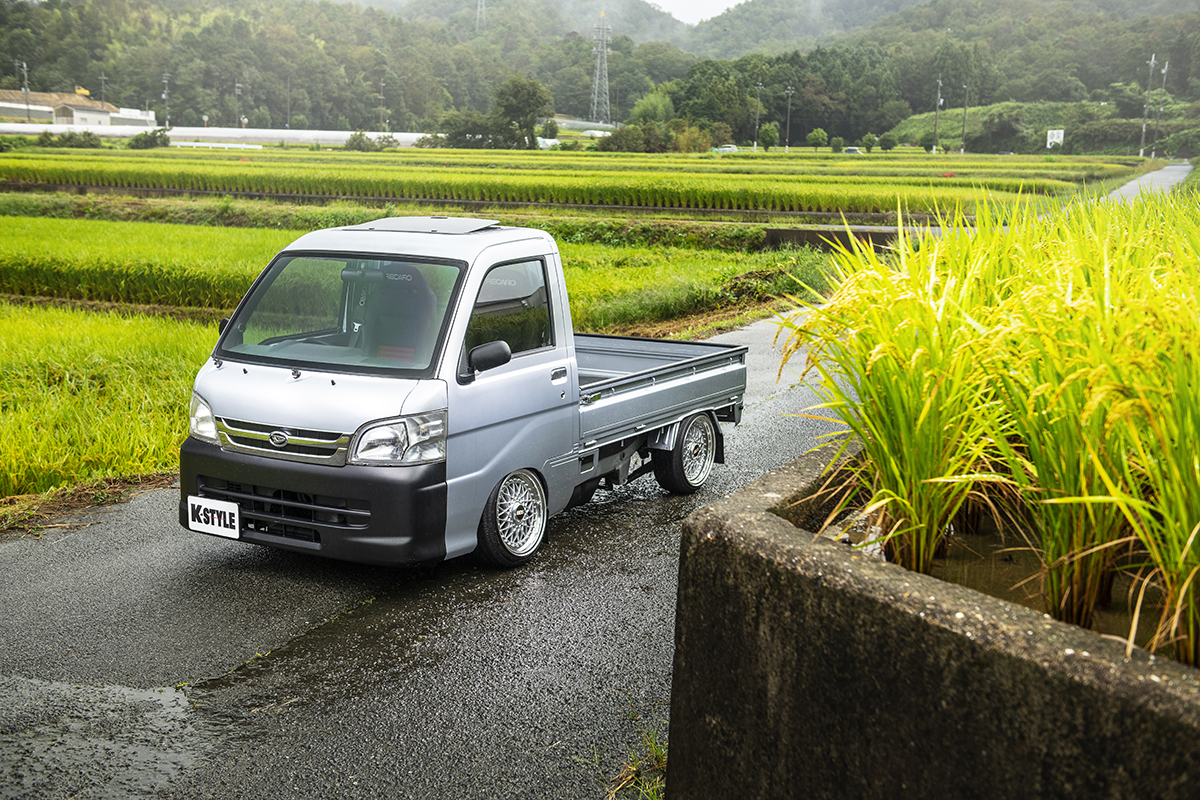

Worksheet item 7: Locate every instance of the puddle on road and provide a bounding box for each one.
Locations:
[0,676,216,799]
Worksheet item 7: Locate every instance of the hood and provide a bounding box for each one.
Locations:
[194,359,420,435]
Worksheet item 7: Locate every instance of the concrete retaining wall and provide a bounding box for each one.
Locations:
[668,450,1200,799]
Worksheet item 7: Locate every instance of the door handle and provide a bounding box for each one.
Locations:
[550,367,568,383]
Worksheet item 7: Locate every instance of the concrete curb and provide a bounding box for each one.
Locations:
[668,451,1200,799]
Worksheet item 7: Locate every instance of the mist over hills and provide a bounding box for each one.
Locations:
[367,0,1197,60]
[355,0,930,56]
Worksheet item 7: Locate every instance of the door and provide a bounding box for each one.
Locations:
[443,257,577,558]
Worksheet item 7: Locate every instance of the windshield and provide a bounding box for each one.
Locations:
[217,253,465,376]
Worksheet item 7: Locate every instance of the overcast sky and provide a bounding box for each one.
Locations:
[651,0,740,26]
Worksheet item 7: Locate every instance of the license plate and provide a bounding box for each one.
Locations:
[187,495,241,539]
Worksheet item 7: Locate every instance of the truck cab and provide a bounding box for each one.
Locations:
[180,217,746,567]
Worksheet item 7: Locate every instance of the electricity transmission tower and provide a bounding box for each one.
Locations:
[476,0,485,31]
[590,12,611,125]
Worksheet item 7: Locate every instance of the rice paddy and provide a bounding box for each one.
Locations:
[0,147,1145,215]
[777,189,1200,664]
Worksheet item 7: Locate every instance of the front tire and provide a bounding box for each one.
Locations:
[477,469,548,567]
[653,412,717,495]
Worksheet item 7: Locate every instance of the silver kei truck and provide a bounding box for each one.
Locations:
[179,217,747,568]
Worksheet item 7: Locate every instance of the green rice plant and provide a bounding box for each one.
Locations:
[0,304,216,497]
[0,149,1112,216]
[0,217,296,307]
[562,243,827,331]
[1093,324,1200,665]
[1063,198,1200,664]
[777,189,1200,663]
[775,222,1006,574]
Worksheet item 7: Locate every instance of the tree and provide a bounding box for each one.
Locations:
[597,125,645,152]
[859,132,877,153]
[629,91,674,126]
[673,125,712,153]
[806,127,828,151]
[829,136,844,153]
[343,130,379,151]
[918,130,937,153]
[492,75,553,150]
[759,121,780,150]
[439,110,499,148]
[541,119,558,139]
[878,132,899,151]
[128,127,171,149]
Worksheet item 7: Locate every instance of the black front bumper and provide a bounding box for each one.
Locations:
[179,437,448,566]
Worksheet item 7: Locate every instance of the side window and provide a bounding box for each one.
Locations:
[464,259,552,357]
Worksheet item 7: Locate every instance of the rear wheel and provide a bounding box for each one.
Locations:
[653,413,717,495]
[477,469,548,567]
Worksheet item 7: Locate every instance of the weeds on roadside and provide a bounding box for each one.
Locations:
[607,722,667,800]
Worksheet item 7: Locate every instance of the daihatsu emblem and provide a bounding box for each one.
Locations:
[268,431,290,448]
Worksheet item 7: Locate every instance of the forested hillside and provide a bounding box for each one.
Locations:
[1,0,1197,152]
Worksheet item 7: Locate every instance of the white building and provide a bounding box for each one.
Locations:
[54,104,110,125]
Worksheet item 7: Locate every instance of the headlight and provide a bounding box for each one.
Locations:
[189,392,219,445]
[350,411,447,466]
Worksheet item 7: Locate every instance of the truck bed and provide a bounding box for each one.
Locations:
[575,333,747,445]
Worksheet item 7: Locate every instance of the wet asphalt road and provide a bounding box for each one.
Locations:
[0,317,833,800]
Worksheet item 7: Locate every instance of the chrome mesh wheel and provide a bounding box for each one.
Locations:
[494,469,546,558]
[681,414,716,487]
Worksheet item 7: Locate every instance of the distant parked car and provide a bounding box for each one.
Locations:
[997,151,1015,155]
[842,147,864,154]
[714,144,738,153]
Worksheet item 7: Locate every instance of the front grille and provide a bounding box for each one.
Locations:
[217,417,350,466]
[198,477,370,543]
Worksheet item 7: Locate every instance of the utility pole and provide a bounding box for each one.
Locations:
[932,76,942,154]
[1151,61,1168,159]
[1139,53,1156,157]
[21,61,31,122]
[784,85,795,153]
[377,79,386,130]
[99,71,108,107]
[235,81,242,128]
[162,71,170,126]
[286,76,291,129]
[590,13,611,125]
[753,81,763,152]
[960,81,968,155]
[476,0,485,31]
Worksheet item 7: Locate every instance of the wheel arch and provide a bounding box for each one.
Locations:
[646,410,725,464]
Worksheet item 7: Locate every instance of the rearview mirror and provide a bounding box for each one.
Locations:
[468,341,512,373]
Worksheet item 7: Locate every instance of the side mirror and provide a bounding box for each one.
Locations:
[468,341,512,374]
[218,317,229,334]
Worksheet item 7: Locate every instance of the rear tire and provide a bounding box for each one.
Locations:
[653,412,717,495]
[477,469,547,567]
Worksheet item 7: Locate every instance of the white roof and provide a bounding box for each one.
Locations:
[282,217,554,263]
